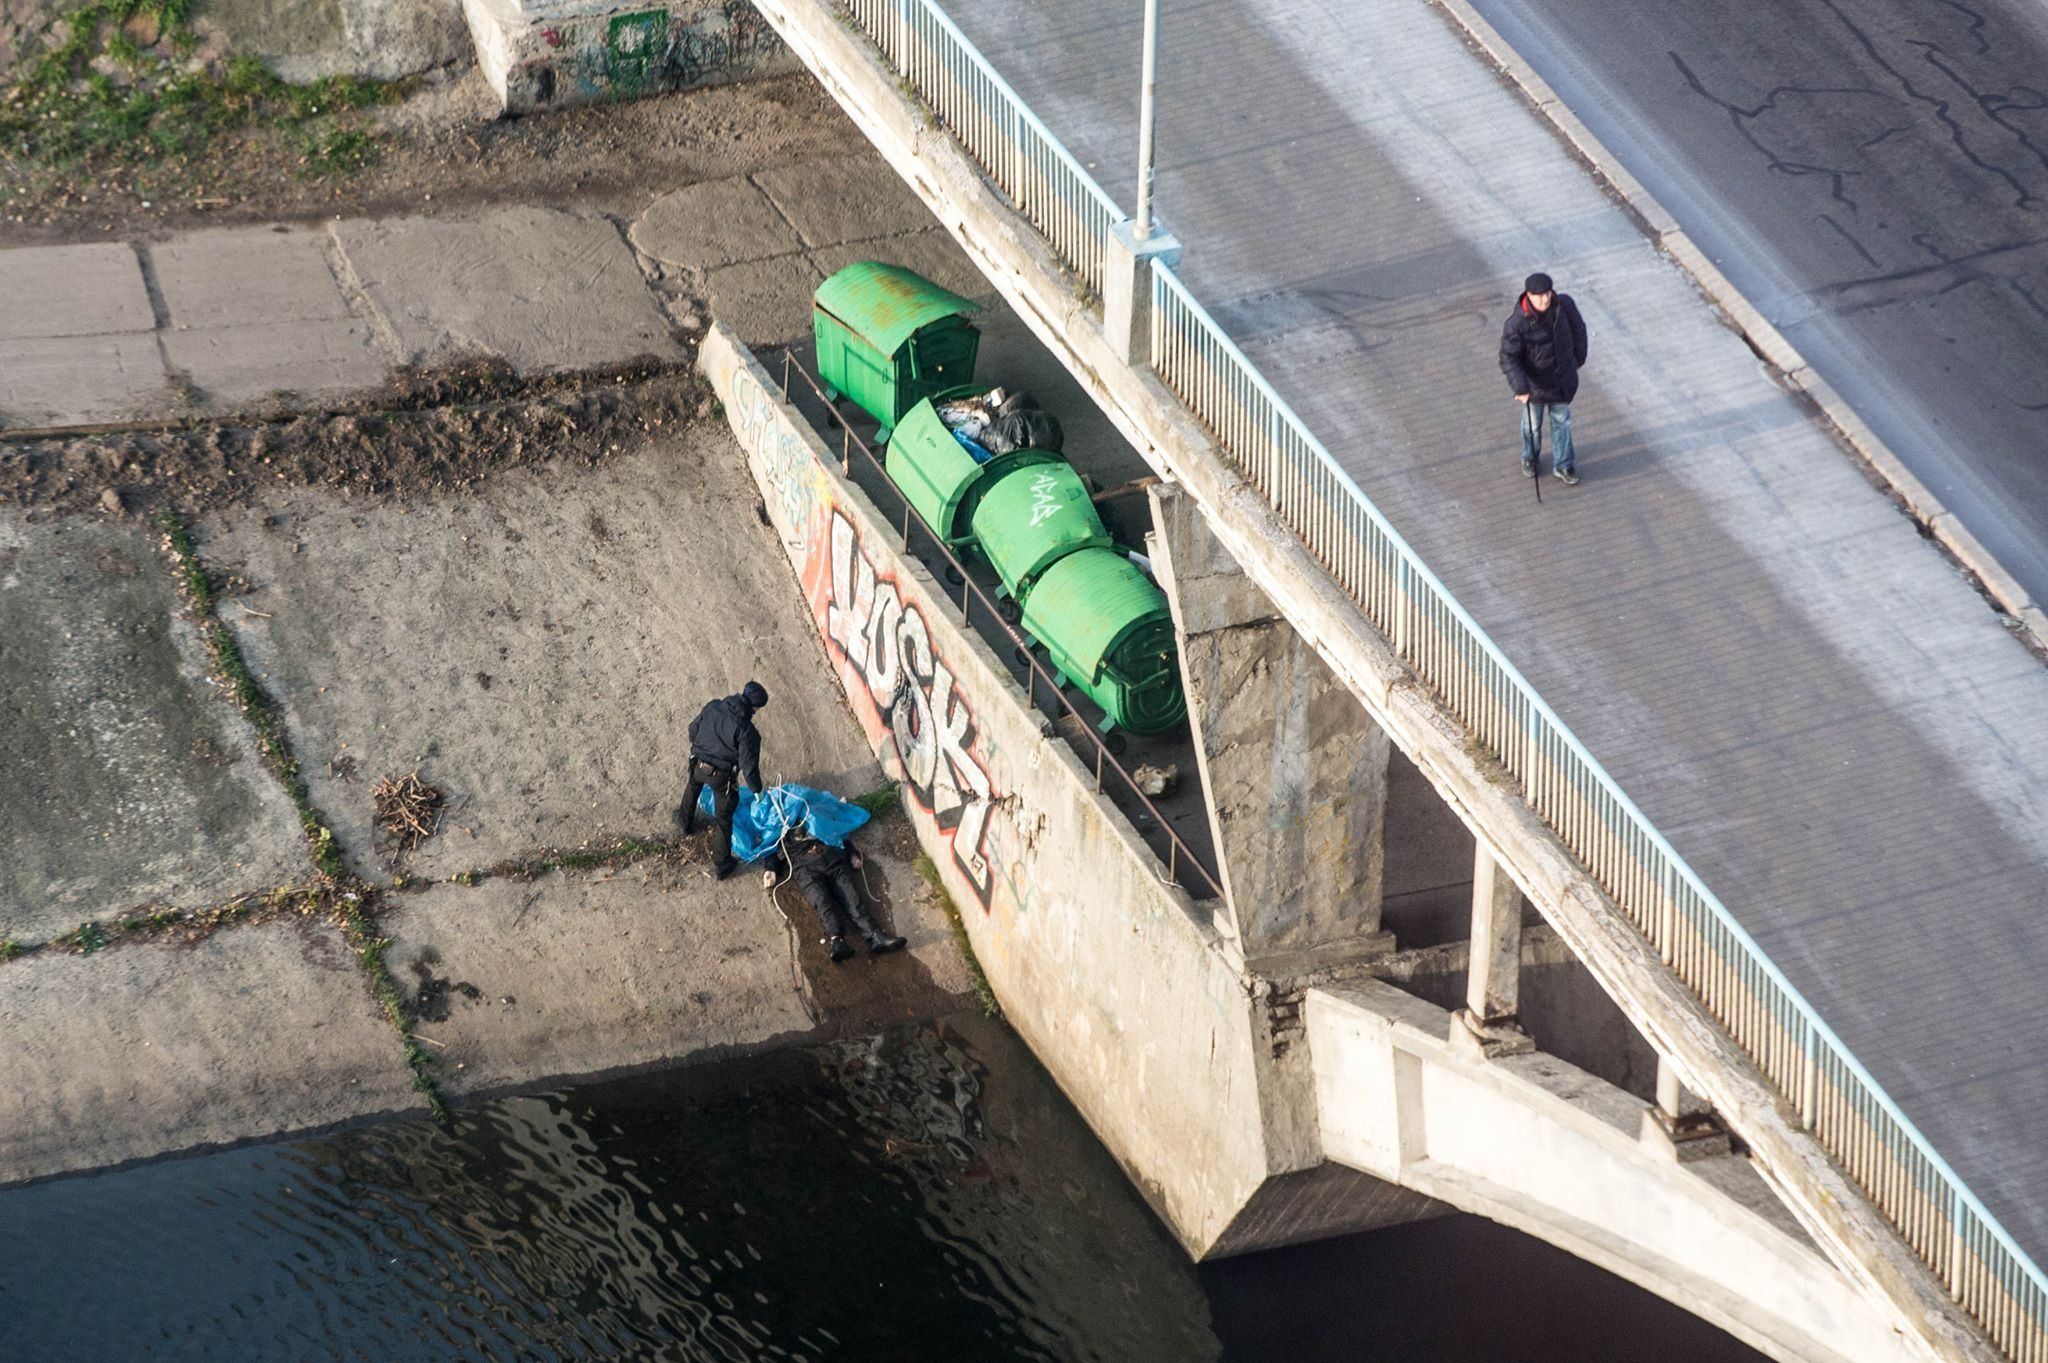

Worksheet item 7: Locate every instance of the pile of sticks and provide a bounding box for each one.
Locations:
[372,769,443,851]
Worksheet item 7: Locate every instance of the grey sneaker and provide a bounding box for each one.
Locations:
[1552,469,1580,486]
[1520,460,1535,477]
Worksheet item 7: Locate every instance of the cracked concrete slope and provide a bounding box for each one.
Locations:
[942,0,2048,1261]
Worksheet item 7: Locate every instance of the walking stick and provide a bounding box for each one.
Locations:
[1526,401,1543,504]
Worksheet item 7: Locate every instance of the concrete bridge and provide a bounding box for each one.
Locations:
[693,1,2048,1359]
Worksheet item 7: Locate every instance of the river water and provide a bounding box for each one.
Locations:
[0,1015,1767,1362]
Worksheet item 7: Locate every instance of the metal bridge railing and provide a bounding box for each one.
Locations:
[839,0,1121,298]
[831,2,2048,1357]
[1147,263,2048,1361]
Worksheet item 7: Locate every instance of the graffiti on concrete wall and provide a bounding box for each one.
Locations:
[512,0,790,112]
[725,360,1002,908]
[822,509,997,903]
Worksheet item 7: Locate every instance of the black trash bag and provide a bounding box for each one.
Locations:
[992,404,1063,453]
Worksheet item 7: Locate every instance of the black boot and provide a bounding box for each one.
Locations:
[851,908,905,955]
[674,804,695,837]
[826,935,855,964]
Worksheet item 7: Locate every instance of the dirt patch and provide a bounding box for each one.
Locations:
[1,69,864,245]
[0,356,710,516]
[372,768,443,856]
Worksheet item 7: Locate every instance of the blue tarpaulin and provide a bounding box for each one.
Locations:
[696,782,873,864]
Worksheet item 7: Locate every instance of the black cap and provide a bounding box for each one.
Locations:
[1524,272,1554,296]
[742,680,769,709]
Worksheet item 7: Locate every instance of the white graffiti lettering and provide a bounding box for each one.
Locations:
[825,509,996,900]
[1027,471,1062,526]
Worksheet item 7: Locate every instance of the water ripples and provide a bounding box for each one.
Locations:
[0,1020,1217,1363]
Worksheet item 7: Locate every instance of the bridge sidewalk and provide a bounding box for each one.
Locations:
[943,0,2048,1263]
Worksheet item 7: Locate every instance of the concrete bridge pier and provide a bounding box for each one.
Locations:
[1643,1054,1733,1163]
[1453,845,1536,1059]
[1146,481,1395,975]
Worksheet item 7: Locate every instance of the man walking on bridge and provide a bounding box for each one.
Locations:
[1500,271,1590,486]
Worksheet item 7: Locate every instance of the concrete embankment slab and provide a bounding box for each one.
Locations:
[0,242,167,425]
[203,426,883,882]
[0,921,421,1185]
[334,207,683,371]
[0,512,311,944]
[379,871,815,1096]
[151,227,392,405]
[377,830,971,1096]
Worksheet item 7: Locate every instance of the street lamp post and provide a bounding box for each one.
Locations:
[1135,0,1161,242]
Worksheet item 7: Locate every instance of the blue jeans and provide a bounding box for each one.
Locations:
[1519,401,1574,474]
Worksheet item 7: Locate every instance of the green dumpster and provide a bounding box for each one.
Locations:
[814,263,981,433]
[970,462,1111,601]
[1023,548,1186,736]
[885,397,1060,545]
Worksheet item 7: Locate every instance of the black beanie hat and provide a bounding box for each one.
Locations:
[1524,272,1554,296]
[742,680,769,709]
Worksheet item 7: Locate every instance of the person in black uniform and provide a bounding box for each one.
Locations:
[764,819,906,963]
[676,680,769,880]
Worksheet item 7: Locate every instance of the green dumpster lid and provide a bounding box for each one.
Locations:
[815,262,981,357]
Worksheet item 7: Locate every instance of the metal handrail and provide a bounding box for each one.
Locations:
[839,0,1124,294]
[828,2,2048,1356]
[777,350,1226,903]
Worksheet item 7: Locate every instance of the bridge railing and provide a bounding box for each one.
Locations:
[838,0,1120,297]
[830,1,2048,1357]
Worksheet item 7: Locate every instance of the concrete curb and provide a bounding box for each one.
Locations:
[1428,0,2048,660]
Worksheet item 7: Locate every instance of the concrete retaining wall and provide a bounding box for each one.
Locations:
[698,323,1286,1255]
[461,0,797,112]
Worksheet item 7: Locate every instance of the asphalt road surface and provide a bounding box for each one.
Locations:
[1470,0,2048,607]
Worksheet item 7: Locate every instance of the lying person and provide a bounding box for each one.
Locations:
[764,817,906,964]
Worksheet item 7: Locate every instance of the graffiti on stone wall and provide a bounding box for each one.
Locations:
[520,1,788,110]
[725,360,1001,909]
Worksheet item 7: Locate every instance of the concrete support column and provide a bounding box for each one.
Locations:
[1453,844,1534,1058]
[1102,221,1181,364]
[1147,483,1393,972]
[1641,1054,1732,1162]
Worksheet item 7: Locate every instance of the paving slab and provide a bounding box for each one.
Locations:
[205,424,883,883]
[628,174,807,270]
[335,207,683,371]
[380,870,812,1097]
[149,227,353,331]
[0,333,168,428]
[755,154,938,249]
[0,242,154,340]
[0,920,421,1185]
[705,251,826,345]
[809,227,997,306]
[161,317,391,405]
[378,830,971,1098]
[0,513,312,944]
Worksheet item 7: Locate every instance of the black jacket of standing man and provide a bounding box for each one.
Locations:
[676,680,768,879]
[1499,271,1590,483]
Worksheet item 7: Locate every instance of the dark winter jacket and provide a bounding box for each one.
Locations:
[688,693,764,792]
[771,828,856,884]
[1499,292,1589,404]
